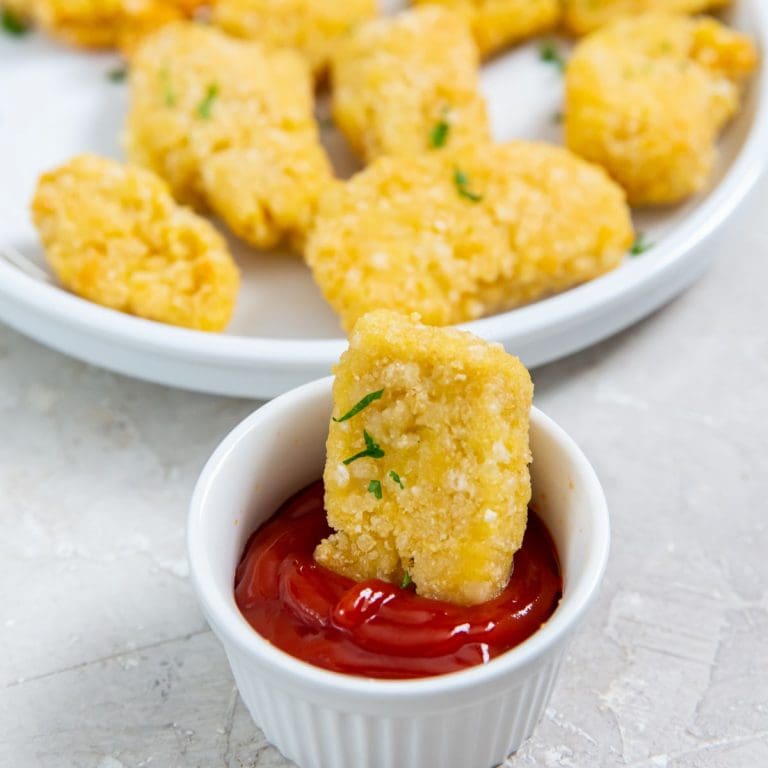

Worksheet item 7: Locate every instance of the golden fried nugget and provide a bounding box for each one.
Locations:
[469,142,634,306]
[31,155,240,331]
[565,13,758,206]
[306,143,632,331]
[26,0,201,50]
[562,0,731,36]
[330,6,491,161]
[316,310,534,606]
[125,22,333,249]
[212,0,376,78]
[413,0,560,58]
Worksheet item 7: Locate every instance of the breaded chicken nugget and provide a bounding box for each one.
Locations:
[27,0,201,50]
[31,155,240,332]
[212,0,376,79]
[331,6,491,161]
[413,0,560,58]
[470,142,634,306]
[306,143,632,331]
[125,22,333,249]
[316,310,534,606]
[562,0,731,36]
[565,14,758,206]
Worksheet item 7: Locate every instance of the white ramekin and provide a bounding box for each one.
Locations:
[188,377,610,768]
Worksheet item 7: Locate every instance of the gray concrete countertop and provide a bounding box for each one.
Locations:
[1,172,767,768]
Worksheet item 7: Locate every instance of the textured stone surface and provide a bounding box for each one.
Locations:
[1,174,767,766]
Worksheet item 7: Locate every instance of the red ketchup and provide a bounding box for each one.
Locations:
[234,481,562,680]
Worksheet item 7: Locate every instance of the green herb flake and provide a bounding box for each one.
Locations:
[160,67,176,107]
[453,168,483,203]
[400,571,412,589]
[430,119,450,149]
[196,82,219,120]
[629,233,653,256]
[343,430,385,465]
[539,40,566,72]
[368,479,383,500]
[389,470,404,489]
[107,66,128,83]
[1,8,30,36]
[552,110,564,124]
[333,388,384,422]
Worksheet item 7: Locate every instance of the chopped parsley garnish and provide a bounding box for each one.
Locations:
[552,110,564,124]
[343,430,385,465]
[629,233,653,256]
[196,82,219,119]
[107,66,127,83]
[160,67,176,107]
[539,40,566,72]
[1,8,29,36]
[389,470,404,489]
[400,571,412,589]
[430,119,450,149]
[333,389,384,422]
[368,479,383,500]
[453,169,483,203]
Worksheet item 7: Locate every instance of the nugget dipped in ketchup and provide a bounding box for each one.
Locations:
[234,310,562,679]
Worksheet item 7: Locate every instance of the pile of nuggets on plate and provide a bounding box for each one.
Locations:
[12,0,757,332]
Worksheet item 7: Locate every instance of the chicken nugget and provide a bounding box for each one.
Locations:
[562,0,731,36]
[305,153,510,331]
[413,0,560,58]
[316,310,534,606]
[469,142,634,306]
[125,22,333,249]
[565,13,758,206]
[305,143,632,331]
[31,154,240,332]
[212,0,376,79]
[26,0,201,50]
[330,6,491,161]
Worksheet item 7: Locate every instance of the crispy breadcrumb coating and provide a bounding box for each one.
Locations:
[212,0,376,78]
[316,310,534,606]
[330,5,490,161]
[31,154,240,331]
[17,0,202,50]
[565,13,758,206]
[125,22,333,249]
[413,0,560,58]
[562,0,731,36]
[306,143,632,331]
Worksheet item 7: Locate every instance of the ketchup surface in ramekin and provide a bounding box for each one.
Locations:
[234,481,562,680]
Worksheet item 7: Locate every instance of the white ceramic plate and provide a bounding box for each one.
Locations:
[0,1,766,398]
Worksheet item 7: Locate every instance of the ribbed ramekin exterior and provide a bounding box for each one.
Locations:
[224,645,565,768]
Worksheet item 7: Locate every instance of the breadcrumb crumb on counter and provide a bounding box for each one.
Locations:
[212,0,376,79]
[21,0,202,50]
[330,5,490,161]
[565,13,758,206]
[413,0,560,59]
[316,310,534,606]
[561,0,732,36]
[305,143,632,331]
[125,22,333,250]
[31,154,240,332]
